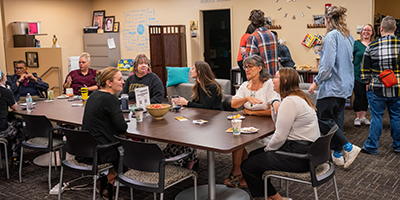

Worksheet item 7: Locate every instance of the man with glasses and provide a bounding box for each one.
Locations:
[6,60,49,102]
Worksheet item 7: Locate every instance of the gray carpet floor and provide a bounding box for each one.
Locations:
[1,109,400,200]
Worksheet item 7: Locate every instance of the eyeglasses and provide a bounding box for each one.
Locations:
[363,29,372,32]
[243,65,255,70]
[15,67,24,70]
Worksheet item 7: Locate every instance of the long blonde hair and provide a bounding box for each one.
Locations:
[325,6,350,38]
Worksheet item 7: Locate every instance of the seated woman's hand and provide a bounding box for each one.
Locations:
[246,96,263,105]
[272,101,281,115]
[175,97,188,106]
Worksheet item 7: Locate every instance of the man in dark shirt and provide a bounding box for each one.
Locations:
[6,60,49,102]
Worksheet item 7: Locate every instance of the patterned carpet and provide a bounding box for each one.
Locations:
[1,109,400,200]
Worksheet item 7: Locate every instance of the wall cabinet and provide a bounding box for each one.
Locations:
[83,33,120,71]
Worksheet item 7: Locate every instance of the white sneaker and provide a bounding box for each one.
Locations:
[360,118,370,125]
[343,145,361,169]
[331,151,344,166]
[354,118,361,126]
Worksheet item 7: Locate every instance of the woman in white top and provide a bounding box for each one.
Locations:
[224,55,280,187]
[240,68,320,199]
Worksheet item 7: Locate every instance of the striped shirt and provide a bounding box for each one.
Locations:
[244,27,279,75]
[361,35,400,97]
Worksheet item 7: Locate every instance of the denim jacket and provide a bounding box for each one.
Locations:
[314,29,354,100]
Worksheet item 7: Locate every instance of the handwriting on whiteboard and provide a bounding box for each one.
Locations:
[123,8,159,52]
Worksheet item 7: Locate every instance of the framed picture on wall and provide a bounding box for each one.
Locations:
[92,10,106,30]
[25,52,39,68]
[104,16,115,32]
[113,22,120,32]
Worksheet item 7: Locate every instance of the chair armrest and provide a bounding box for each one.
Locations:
[96,141,120,151]
[117,146,124,174]
[275,150,310,160]
[163,152,191,164]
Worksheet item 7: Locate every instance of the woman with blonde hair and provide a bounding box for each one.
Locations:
[81,67,127,199]
[353,24,375,126]
[308,6,361,168]
[241,68,320,200]
[63,52,99,95]
[122,54,164,103]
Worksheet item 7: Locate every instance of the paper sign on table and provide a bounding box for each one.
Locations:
[135,86,150,110]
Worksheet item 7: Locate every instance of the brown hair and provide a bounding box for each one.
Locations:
[243,55,271,82]
[381,15,396,33]
[192,61,223,101]
[278,68,316,110]
[358,24,375,42]
[99,67,120,88]
[248,9,265,29]
[133,54,151,74]
[325,6,350,38]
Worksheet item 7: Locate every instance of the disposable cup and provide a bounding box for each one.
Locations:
[232,119,242,135]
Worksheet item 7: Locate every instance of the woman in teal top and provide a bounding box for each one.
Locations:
[353,24,374,126]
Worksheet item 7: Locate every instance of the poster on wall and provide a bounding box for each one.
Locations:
[122,8,159,52]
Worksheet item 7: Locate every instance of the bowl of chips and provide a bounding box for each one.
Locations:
[146,104,171,119]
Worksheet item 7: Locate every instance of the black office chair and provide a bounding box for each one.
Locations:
[263,125,340,200]
[58,128,117,200]
[114,136,198,200]
[222,94,235,111]
[0,138,9,179]
[19,114,63,191]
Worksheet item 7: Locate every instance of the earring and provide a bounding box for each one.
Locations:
[109,85,112,88]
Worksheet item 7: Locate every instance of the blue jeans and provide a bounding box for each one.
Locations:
[363,91,400,154]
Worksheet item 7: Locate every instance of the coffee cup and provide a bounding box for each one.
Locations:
[66,88,73,97]
[135,107,144,122]
[232,119,242,135]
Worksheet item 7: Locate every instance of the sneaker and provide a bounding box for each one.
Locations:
[343,145,361,169]
[331,151,344,166]
[354,118,361,126]
[361,147,377,155]
[360,118,371,125]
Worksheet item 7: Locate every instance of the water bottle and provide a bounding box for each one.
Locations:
[26,93,33,113]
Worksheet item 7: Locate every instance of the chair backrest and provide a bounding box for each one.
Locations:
[61,128,98,158]
[117,136,164,172]
[222,94,235,111]
[21,115,54,138]
[308,125,338,167]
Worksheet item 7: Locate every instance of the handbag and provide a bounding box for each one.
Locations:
[379,69,397,87]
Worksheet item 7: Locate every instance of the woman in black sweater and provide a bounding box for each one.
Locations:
[164,61,223,169]
[81,67,127,199]
[172,61,223,110]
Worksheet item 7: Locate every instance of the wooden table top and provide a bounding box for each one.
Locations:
[13,99,85,126]
[127,108,275,153]
[14,99,276,154]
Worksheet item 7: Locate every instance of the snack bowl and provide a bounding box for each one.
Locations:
[145,104,171,119]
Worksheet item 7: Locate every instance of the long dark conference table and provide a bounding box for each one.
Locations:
[14,98,276,200]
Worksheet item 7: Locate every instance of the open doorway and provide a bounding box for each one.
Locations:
[203,9,231,79]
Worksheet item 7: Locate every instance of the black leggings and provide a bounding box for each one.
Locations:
[241,140,311,197]
[353,80,369,112]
